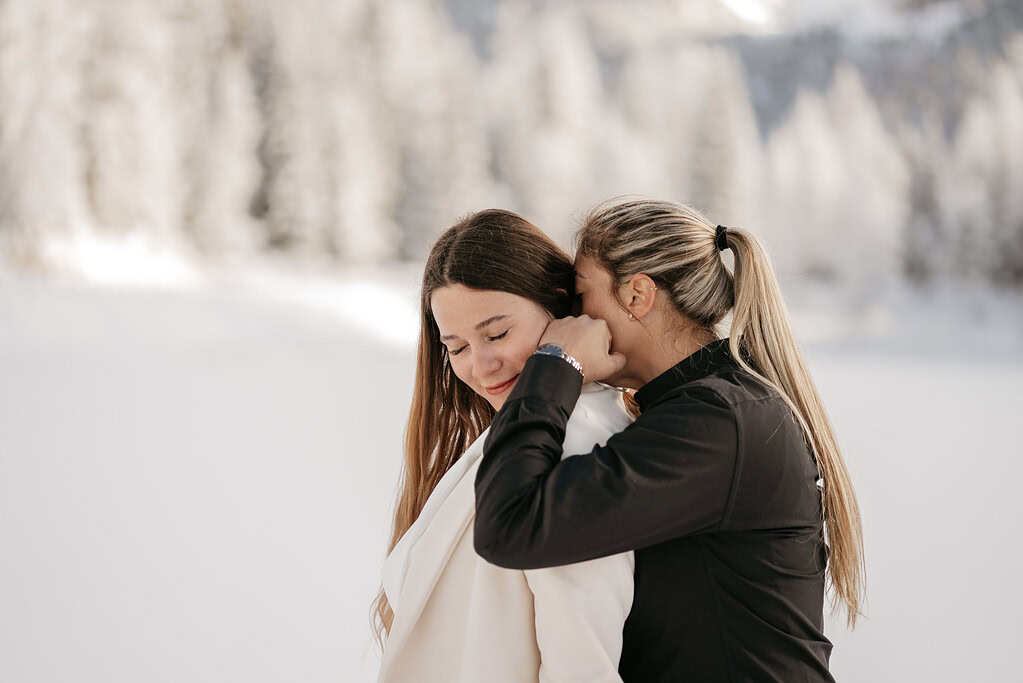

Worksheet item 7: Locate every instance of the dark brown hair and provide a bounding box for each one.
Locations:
[372,209,575,642]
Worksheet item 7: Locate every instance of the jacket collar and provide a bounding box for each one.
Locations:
[634,338,734,412]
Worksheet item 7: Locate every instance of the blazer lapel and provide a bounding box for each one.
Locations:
[379,455,483,676]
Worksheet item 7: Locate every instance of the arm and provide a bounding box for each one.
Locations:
[473,354,738,569]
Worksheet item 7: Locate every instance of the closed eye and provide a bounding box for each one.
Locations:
[448,329,508,355]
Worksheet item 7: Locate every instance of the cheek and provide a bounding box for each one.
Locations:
[447,356,476,387]
[502,321,548,371]
[504,336,538,370]
[580,295,629,347]
[582,294,615,320]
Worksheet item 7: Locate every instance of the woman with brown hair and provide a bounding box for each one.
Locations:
[373,209,635,683]
[474,198,865,682]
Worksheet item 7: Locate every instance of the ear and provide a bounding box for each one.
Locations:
[624,274,658,320]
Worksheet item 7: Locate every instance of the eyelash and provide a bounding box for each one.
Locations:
[449,330,508,356]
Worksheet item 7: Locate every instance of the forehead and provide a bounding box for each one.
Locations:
[430,284,536,334]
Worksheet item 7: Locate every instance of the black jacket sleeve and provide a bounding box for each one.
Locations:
[473,354,739,569]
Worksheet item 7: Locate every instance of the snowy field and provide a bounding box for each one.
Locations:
[0,265,1020,682]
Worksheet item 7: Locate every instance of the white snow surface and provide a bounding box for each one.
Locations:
[0,264,1020,682]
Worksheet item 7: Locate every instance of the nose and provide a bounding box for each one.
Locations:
[472,346,501,383]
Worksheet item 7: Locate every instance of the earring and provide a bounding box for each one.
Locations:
[628,313,634,320]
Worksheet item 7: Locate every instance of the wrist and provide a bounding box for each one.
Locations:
[534,343,584,379]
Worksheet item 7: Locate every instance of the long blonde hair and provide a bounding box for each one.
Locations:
[577,198,865,627]
[372,209,576,645]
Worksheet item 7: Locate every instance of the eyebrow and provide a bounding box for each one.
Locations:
[440,314,510,341]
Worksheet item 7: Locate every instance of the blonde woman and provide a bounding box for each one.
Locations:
[475,198,865,682]
[374,209,635,683]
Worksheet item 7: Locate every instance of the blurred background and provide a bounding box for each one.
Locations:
[0,0,1020,681]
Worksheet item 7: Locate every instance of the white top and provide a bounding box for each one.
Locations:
[380,383,636,683]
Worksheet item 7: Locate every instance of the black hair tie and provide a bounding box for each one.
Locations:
[715,225,729,252]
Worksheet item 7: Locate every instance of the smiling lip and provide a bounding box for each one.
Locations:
[484,374,520,396]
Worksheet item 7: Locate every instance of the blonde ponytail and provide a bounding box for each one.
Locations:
[578,197,865,627]
[725,227,865,627]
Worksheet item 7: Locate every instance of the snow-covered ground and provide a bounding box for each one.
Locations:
[0,265,1020,682]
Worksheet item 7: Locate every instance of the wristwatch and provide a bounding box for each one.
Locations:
[534,344,584,379]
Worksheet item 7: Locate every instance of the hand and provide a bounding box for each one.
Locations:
[538,315,626,383]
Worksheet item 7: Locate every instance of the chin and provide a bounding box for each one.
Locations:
[481,392,508,411]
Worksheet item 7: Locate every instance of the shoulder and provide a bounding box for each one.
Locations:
[575,384,634,430]
[622,382,741,459]
[562,385,634,456]
[640,380,736,423]
[643,366,780,423]
[666,372,809,478]
[696,365,783,407]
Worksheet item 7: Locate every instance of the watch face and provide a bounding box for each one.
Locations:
[537,344,564,355]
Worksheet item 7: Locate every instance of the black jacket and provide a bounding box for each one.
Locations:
[474,339,835,682]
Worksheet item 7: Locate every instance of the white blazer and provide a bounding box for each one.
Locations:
[378,383,635,683]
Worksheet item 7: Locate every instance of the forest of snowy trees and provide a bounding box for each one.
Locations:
[0,0,1020,286]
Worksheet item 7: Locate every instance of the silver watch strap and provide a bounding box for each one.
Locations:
[534,344,584,379]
